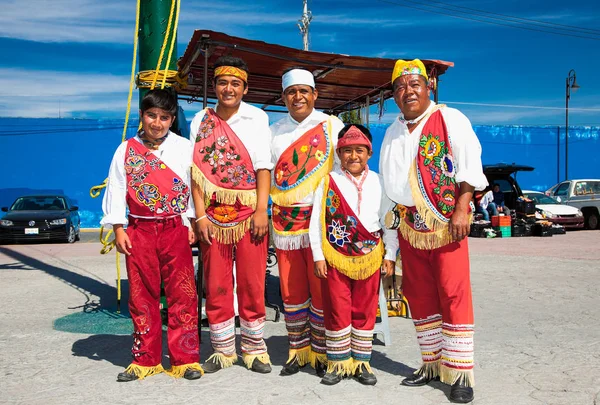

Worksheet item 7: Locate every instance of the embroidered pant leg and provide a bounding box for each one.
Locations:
[158,219,199,367]
[276,247,313,365]
[200,238,237,365]
[125,220,163,368]
[399,235,443,378]
[350,270,380,372]
[321,266,353,376]
[234,231,270,367]
[430,238,475,387]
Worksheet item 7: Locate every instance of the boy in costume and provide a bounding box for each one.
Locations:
[190,56,273,374]
[102,89,202,382]
[309,124,398,386]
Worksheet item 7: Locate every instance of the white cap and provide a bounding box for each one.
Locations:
[282,69,315,90]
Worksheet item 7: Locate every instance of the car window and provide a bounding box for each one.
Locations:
[525,193,558,205]
[10,197,66,211]
[554,183,570,197]
[576,181,600,195]
[491,179,513,193]
[592,181,600,194]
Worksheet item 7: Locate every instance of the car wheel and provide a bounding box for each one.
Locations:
[585,212,599,230]
[66,225,77,243]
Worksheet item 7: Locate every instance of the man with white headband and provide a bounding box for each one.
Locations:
[380,59,487,403]
[270,67,344,377]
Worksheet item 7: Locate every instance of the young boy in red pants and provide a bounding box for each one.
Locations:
[101,89,202,382]
[309,124,398,385]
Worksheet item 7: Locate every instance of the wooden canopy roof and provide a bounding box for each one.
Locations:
[177,30,454,114]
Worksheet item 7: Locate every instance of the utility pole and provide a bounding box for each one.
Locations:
[298,0,312,51]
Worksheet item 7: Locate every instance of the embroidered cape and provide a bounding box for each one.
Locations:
[321,175,384,280]
[191,108,257,243]
[271,203,312,250]
[125,138,190,217]
[400,106,471,249]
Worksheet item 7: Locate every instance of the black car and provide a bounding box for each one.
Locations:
[0,195,81,244]
[483,163,534,209]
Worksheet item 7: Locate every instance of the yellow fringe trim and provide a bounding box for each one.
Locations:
[440,364,475,388]
[242,352,272,369]
[415,361,440,379]
[122,363,164,380]
[270,119,334,206]
[287,346,311,367]
[353,360,373,375]
[210,216,253,245]
[326,357,354,377]
[321,175,384,280]
[166,362,204,378]
[205,352,238,369]
[308,349,328,369]
[191,164,257,208]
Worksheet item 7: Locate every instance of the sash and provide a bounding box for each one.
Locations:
[124,138,190,217]
[321,175,384,280]
[401,107,471,249]
[271,203,312,250]
[270,119,334,206]
[191,109,256,243]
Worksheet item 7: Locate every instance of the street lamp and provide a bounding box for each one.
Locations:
[565,69,580,181]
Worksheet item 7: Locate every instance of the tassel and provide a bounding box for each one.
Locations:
[272,231,310,250]
[353,360,373,375]
[209,216,253,245]
[122,363,164,380]
[191,164,257,208]
[242,352,271,369]
[326,357,354,377]
[415,361,440,379]
[440,365,475,388]
[308,349,328,369]
[166,362,204,378]
[205,352,238,369]
[287,346,311,367]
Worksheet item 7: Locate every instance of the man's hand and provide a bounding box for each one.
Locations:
[114,226,132,255]
[448,209,470,242]
[251,209,269,242]
[314,260,328,279]
[196,217,214,246]
[382,259,395,278]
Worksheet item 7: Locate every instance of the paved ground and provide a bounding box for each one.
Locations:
[1,230,599,405]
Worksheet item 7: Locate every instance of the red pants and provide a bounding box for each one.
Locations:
[399,234,475,386]
[200,231,268,358]
[321,266,380,368]
[277,247,326,364]
[125,216,199,367]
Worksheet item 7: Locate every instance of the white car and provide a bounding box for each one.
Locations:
[521,190,584,229]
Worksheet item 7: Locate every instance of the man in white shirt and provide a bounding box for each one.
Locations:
[190,56,273,374]
[379,59,487,403]
[270,68,345,377]
[102,89,202,382]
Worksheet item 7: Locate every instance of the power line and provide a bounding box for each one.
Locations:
[440,101,600,112]
[374,0,600,41]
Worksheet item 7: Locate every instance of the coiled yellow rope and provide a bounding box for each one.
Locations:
[88,0,180,312]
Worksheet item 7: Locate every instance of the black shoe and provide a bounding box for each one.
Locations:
[251,358,272,374]
[355,369,377,386]
[202,357,222,374]
[401,373,437,387]
[183,368,202,380]
[320,371,342,385]
[117,371,139,382]
[280,358,300,376]
[449,381,474,403]
[315,362,326,378]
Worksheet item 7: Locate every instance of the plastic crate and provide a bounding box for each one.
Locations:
[491,215,511,227]
[494,225,511,238]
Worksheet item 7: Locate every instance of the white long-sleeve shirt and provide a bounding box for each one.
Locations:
[380,103,488,206]
[479,190,494,210]
[101,131,195,227]
[190,101,274,171]
[309,167,399,263]
[270,109,345,206]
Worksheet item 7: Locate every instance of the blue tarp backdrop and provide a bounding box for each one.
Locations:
[1,118,598,228]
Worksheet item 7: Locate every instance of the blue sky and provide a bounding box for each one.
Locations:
[0,0,598,125]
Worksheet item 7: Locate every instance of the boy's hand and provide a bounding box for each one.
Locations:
[314,260,328,279]
[382,259,395,278]
[188,228,196,245]
[251,210,269,242]
[114,227,132,255]
[196,217,214,246]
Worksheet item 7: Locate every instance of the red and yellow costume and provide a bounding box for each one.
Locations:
[270,120,335,368]
[122,137,201,379]
[192,108,270,370]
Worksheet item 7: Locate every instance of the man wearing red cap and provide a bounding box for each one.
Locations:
[270,67,345,377]
[380,59,487,403]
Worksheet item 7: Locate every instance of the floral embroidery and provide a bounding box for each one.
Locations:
[354,240,377,254]
[136,183,161,206]
[217,136,228,147]
[196,117,215,140]
[328,220,351,247]
[125,152,146,175]
[208,150,225,168]
[227,165,247,186]
[314,150,325,162]
[212,205,238,223]
[346,215,358,228]
[170,193,187,213]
